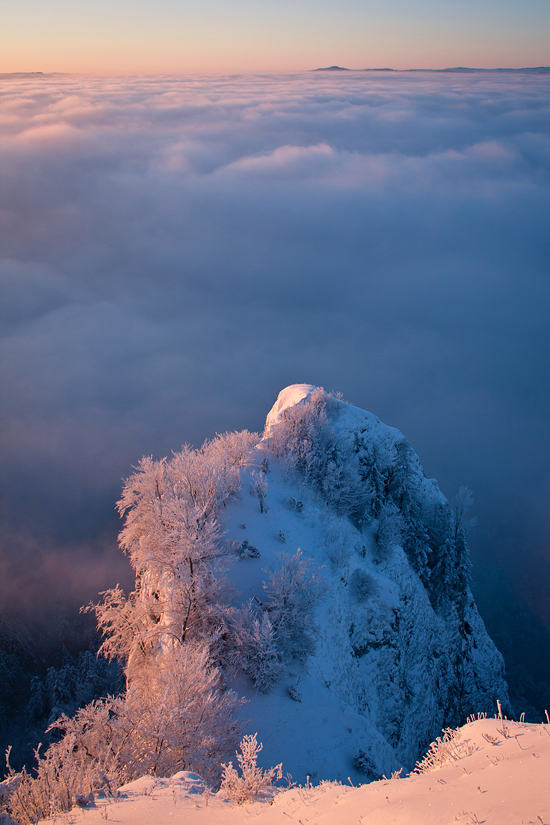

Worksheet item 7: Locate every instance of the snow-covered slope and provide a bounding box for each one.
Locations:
[40,717,550,825]
[222,385,508,782]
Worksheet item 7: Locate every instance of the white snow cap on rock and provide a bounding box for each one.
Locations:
[264,384,317,435]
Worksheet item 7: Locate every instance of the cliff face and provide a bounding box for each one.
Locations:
[222,385,508,781]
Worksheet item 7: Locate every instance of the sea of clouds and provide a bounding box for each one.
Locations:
[0,71,548,624]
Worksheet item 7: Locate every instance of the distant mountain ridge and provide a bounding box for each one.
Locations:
[314,65,550,73]
[0,72,45,78]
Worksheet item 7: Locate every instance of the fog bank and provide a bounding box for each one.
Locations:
[0,71,548,649]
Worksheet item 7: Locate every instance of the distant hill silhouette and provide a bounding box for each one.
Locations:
[314,65,550,73]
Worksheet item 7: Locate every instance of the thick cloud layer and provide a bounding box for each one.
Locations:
[0,72,549,630]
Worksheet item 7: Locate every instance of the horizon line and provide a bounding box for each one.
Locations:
[2,65,550,79]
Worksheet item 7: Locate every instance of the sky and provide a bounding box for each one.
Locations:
[0,66,549,714]
[1,0,550,74]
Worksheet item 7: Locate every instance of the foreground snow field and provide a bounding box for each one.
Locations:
[42,718,550,825]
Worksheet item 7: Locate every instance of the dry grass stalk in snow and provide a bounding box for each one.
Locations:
[413,726,474,774]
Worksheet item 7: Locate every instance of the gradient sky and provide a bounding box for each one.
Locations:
[2,0,550,73]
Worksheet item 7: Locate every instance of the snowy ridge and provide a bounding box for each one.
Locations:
[223,386,508,781]
[40,717,550,825]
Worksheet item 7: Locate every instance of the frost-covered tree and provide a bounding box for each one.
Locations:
[268,387,330,475]
[4,643,241,823]
[121,642,241,782]
[427,490,474,609]
[268,388,361,517]
[452,486,477,535]
[250,471,268,513]
[227,604,283,692]
[402,517,430,583]
[374,501,404,559]
[262,550,326,665]
[387,440,415,509]
[354,441,387,519]
[430,525,472,609]
[82,430,260,786]
[93,430,259,679]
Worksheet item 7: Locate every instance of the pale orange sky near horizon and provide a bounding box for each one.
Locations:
[2,0,549,74]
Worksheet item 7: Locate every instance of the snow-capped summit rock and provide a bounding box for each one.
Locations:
[97,384,509,789]
[263,384,317,435]
[223,385,509,782]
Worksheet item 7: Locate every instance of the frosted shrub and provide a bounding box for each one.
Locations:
[237,539,260,558]
[5,699,126,825]
[228,605,283,693]
[263,550,326,665]
[250,472,268,513]
[349,569,378,603]
[414,726,474,774]
[287,684,302,702]
[221,734,282,805]
[6,645,242,823]
[324,536,350,570]
[353,748,379,779]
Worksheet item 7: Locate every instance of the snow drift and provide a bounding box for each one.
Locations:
[37,716,550,825]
